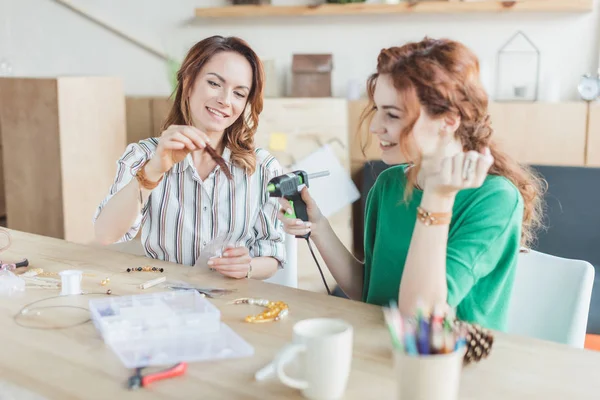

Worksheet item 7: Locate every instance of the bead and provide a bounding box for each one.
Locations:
[107,289,112,295]
[159,268,164,273]
[152,267,157,271]
[137,267,142,271]
[101,279,107,286]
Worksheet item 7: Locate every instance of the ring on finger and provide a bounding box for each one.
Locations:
[463,158,476,181]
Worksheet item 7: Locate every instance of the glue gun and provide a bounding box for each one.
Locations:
[267,170,330,238]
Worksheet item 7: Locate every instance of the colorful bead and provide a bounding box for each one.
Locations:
[126,265,164,273]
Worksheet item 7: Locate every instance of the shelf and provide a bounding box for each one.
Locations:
[195,0,593,18]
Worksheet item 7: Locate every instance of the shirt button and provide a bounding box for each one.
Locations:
[203,241,207,246]
[203,206,207,211]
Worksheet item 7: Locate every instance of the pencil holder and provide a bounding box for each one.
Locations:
[393,347,465,400]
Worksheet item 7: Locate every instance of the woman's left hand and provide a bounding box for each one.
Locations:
[208,246,252,279]
[423,147,494,198]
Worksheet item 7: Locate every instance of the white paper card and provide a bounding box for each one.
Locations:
[289,144,360,218]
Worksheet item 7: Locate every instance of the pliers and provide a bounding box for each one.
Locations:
[0,258,29,271]
[127,362,188,390]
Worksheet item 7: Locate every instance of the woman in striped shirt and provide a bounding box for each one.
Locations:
[94,36,285,280]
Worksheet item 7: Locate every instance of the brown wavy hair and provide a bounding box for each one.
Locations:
[162,35,264,174]
[360,38,546,248]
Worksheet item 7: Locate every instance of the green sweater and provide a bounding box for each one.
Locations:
[362,165,524,331]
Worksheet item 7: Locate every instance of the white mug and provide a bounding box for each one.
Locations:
[274,318,353,400]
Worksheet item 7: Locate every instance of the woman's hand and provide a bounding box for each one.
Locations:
[422,147,494,199]
[276,187,325,238]
[144,125,211,179]
[207,246,252,279]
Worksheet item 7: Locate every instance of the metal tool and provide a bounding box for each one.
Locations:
[166,285,237,298]
[127,362,187,390]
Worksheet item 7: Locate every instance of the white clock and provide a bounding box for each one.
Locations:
[578,73,600,101]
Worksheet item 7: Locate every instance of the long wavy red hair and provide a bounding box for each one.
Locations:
[162,35,264,174]
[360,38,546,248]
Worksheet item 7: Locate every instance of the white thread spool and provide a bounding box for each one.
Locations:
[59,270,83,295]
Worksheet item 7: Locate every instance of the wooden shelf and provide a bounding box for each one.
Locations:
[195,1,593,18]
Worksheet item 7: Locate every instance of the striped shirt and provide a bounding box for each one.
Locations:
[93,138,286,267]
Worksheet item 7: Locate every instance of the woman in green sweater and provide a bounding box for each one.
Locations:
[278,38,545,331]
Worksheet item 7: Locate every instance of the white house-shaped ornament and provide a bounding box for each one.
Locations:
[495,31,540,102]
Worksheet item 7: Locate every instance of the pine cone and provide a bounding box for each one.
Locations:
[455,321,494,365]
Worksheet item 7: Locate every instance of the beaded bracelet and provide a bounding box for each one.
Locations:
[230,298,289,323]
[126,266,164,273]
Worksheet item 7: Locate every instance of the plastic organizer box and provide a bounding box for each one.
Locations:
[89,290,254,368]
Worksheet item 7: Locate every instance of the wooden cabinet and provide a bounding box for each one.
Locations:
[0,77,127,243]
[488,102,588,166]
[587,103,600,167]
[124,97,170,144]
[125,97,153,145]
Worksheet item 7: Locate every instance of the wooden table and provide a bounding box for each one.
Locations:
[1,229,600,399]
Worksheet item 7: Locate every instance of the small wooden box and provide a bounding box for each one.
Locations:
[291,54,333,98]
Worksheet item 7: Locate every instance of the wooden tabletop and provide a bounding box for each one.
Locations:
[1,229,600,399]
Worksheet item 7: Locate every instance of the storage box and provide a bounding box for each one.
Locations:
[89,291,254,368]
[291,54,333,97]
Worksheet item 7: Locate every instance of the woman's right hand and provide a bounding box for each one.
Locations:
[276,187,324,237]
[145,125,211,177]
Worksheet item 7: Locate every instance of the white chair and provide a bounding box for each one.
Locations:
[265,233,298,288]
[506,249,595,348]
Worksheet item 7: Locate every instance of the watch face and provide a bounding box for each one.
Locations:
[578,76,600,101]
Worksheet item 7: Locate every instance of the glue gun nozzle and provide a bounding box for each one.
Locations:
[308,170,330,180]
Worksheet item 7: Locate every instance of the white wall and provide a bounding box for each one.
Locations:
[1,0,599,100]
